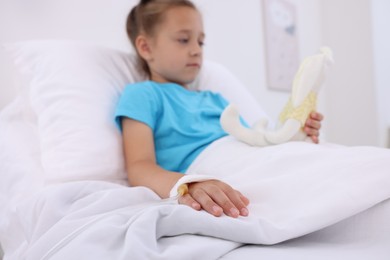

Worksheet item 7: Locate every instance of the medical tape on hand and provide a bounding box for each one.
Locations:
[169,175,218,198]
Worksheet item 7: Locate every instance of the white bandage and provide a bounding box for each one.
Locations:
[169,175,218,198]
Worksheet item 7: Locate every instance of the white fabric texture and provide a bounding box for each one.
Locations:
[188,136,390,243]
[4,41,144,183]
[1,101,390,259]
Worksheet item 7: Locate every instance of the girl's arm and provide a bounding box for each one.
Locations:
[122,118,249,218]
[122,118,181,198]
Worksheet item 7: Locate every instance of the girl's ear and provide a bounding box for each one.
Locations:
[136,35,153,61]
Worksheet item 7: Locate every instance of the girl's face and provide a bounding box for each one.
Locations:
[144,6,204,87]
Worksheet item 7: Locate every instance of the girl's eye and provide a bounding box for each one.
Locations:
[178,39,189,44]
[198,41,205,47]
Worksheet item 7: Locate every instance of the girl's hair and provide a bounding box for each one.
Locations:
[126,0,197,76]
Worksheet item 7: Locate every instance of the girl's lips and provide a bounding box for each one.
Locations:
[187,63,200,68]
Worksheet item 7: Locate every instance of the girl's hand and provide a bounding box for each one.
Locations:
[304,111,324,144]
[178,180,250,218]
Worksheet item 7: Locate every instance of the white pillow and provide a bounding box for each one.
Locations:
[194,62,270,125]
[5,40,268,183]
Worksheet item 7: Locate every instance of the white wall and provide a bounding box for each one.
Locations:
[371,0,390,147]
[0,0,388,147]
[321,0,380,146]
[197,0,323,120]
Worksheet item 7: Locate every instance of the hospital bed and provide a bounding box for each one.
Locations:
[0,41,389,260]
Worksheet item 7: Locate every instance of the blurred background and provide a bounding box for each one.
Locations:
[0,0,389,148]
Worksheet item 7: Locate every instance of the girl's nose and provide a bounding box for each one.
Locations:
[190,43,202,56]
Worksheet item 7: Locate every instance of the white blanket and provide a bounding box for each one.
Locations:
[1,99,390,260]
[188,137,390,243]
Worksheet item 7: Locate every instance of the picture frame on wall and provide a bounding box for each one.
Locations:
[263,0,300,92]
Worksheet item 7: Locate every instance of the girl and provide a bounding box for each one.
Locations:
[115,0,323,218]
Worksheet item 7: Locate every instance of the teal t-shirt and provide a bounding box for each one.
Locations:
[114,81,229,173]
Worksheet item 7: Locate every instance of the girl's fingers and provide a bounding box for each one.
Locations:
[178,185,227,217]
[191,187,224,217]
[304,126,320,143]
[178,180,250,218]
[219,188,249,217]
[305,118,321,131]
[178,193,201,211]
[238,191,250,206]
[206,187,241,218]
[190,181,249,218]
[304,126,319,137]
[310,112,324,121]
[310,134,319,144]
[305,112,324,134]
[305,112,323,143]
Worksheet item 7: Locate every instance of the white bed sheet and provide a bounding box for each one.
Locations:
[1,96,390,260]
[222,199,390,259]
